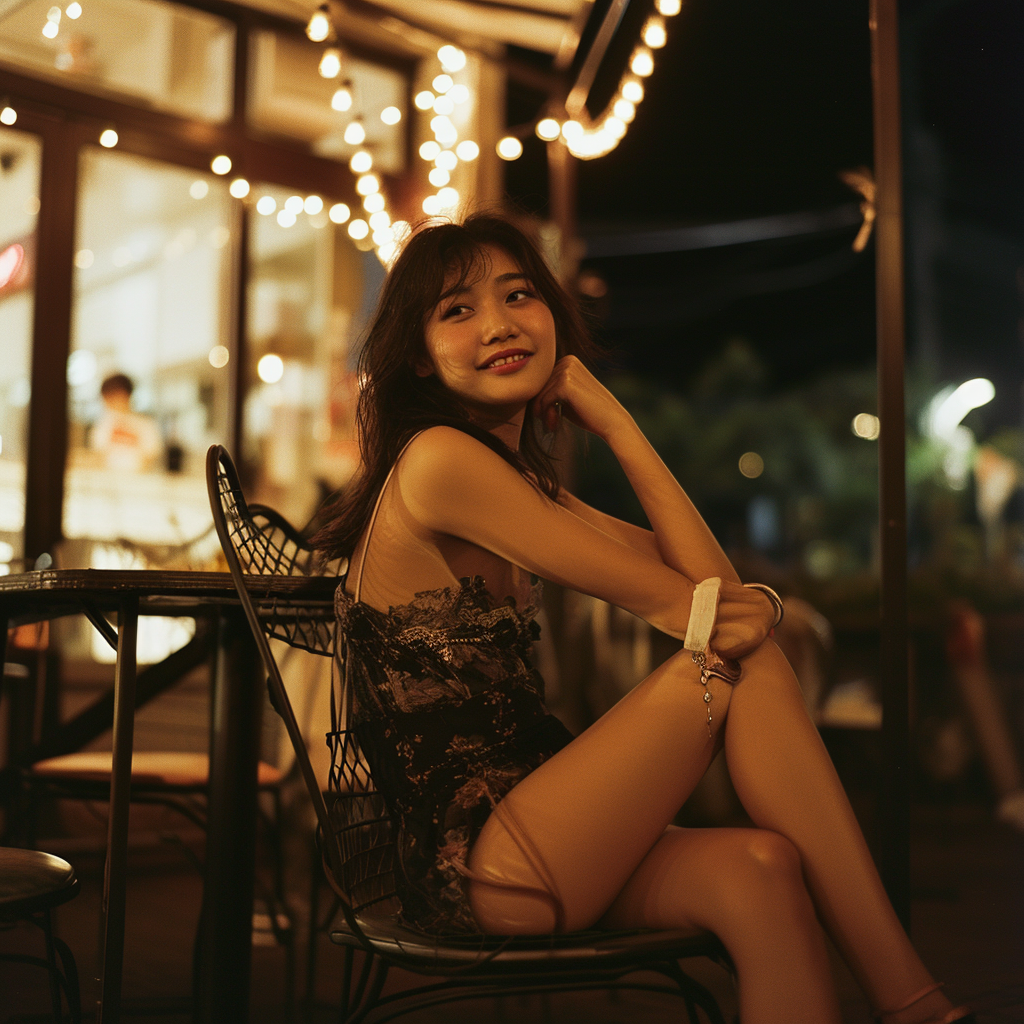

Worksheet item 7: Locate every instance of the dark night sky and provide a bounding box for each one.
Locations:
[504,0,1024,430]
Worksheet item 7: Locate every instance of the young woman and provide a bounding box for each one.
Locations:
[315,214,971,1024]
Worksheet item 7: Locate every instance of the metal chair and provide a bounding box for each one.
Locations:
[207,443,733,1024]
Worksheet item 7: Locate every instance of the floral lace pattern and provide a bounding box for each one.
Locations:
[335,575,573,934]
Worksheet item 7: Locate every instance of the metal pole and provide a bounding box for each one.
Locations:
[870,0,911,928]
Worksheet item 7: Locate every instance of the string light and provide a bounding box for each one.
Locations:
[630,46,654,77]
[656,0,681,14]
[435,150,458,171]
[65,2,82,18]
[380,106,401,125]
[362,192,385,213]
[347,219,369,240]
[455,140,479,161]
[305,3,331,42]
[536,118,560,141]
[256,195,276,215]
[99,128,118,147]
[414,91,435,111]
[319,47,342,79]
[328,203,350,224]
[355,173,379,196]
[343,120,365,145]
[349,150,372,173]
[496,136,523,160]
[42,7,59,37]
[419,140,440,161]
[437,45,466,72]
[642,16,667,48]
[210,154,231,174]
[228,178,249,198]
[331,86,352,111]
[0,105,16,126]
[304,195,323,214]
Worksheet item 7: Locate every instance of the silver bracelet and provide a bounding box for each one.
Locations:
[744,582,784,627]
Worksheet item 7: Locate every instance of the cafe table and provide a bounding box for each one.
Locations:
[0,567,339,1023]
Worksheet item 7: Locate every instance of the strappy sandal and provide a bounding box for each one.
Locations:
[874,983,975,1024]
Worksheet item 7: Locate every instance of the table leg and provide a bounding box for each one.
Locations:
[194,608,261,1023]
[98,596,138,1024]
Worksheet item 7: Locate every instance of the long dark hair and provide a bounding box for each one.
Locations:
[312,214,599,564]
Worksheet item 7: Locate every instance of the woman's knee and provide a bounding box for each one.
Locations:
[739,829,804,886]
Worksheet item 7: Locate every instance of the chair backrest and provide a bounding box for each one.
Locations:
[206,445,397,932]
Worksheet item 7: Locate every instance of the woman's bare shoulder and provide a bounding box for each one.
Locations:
[402,426,506,479]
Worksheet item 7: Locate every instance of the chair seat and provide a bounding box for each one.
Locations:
[31,751,282,788]
[331,914,727,973]
[0,848,78,916]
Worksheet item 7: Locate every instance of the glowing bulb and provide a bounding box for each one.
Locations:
[256,195,276,215]
[285,195,304,214]
[258,353,284,384]
[0,106,15,125]
[356,173,379,195]
[738,452,764,479]
[437,44,466,71]
[643,16,667,47]
[306,4,330,41]
[419,140,441,161]
[431,74,452,95]
[368,210,390,230]
[65,1,81,17]
[277,209,296,227]
[433,95,455,116]
[435,150,458,171]
[536,118,560,141]
[343,120,365,145]
[229,177,249,198]
[209,345,230,368]
[331,87,352,111]
[561,119,583,141]
[211,154,231,174]
[377,241,397,264]
[362,192,385,213]
[604,115,626,138]
[190,180,208,199]
[380,105,401,125]
[449,84,470,105]
[347,219,369,240]
[329,202,350,224]
[99,128,118,147]
[656,0,682,14]
[304,195,323,215]
[414,91,435,111]
[42,19,58,36]
[422,194,442,215]
[455,140,479,161]
[851,413,880,440]
[436,186,459,208]
[631,47,654,76]
[432,118,457,146]
[496,136,522,160]
[319,47,342,79]
[349,150,372,173]
[613,98,636,122]
[621,79,644,103]
[428,167,449,187]
[372,227,394,246]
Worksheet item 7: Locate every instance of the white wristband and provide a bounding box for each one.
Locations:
[684,577,721,652]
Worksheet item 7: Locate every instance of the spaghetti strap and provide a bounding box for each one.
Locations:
[353,430,425,604]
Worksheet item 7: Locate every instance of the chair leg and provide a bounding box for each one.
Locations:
[51,933,83,1024]
[40,909,65,1024]
[345,956,388,1024]
[305,838,321,1023]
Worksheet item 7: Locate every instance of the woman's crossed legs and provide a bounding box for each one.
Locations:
[467,641,956,1024]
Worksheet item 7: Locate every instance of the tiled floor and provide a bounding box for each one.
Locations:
[3,798,1023,1023]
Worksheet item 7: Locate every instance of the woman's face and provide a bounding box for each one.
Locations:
[419,246,557,431]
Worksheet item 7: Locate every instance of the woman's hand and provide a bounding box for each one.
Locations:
[535,356,632,440]
[710,582,776,660]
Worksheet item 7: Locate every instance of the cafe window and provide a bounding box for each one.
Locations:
[0,126,40,575]
[63,146,234,563]
[0,0,234,123]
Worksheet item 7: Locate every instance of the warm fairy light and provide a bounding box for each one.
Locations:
[1,106,17,125]
[419,140,441,161]
[392,220,411,243]
[656,0,682,14]
[561,119,583,141]
[432,74,453,94]
[258,353,284,384]
[211,154,231,174]
[497,136,523,160]
[65,1,82,17]
[436,186,459,208]
[377,241,397,264]
[428,167,450,187]
[355,173,379,195]
[604,115,627,138]
[631,47,654,76]
[435,149,458,171]
[228,177,249,198]
[851,413,881,440]
[536,118,560,141]
[208,345,229,368]
[99,128,118,147]
[284,195,304,214]
[331,87,352,111]
[304,195,323,215]
[362,192,385,213]
[42,9,59,37]
[738,452,764,479]
[74,248,93,268]
[455,140,479,161]
[643,16,667,47]
[368,210,390,230]
[350,150,372,173]
[613,98,636,122]
[431,116,457,146]
[380,106,401,125]
[306,4,330,41]
[432,95,455,117]
[343,120,365,145]
[190,180,208,199]
[414,91,435,111]
[329,202,350,223]
[347,218,369,240]
[256,195,276,215]
[277,209,296,227]
[437,44,466,72]
[422,194,441,215]
[319,48,342,79]
[622,79,644,103]
[372,228,393,247]
[449,84,470,105]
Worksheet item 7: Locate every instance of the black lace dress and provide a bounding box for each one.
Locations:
[335,574,574,934]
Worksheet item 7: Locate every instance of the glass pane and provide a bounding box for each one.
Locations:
[244,182,378,528]
[0,126,41,575]
[64,147,233,568]
[0,0,233,123]
[249,30,407,174]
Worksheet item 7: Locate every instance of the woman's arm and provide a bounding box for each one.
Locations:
[537,357,739,585]
[399,427,770,659]
[556,489,662,561]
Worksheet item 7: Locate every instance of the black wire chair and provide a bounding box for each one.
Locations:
[207,443,734,1024]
